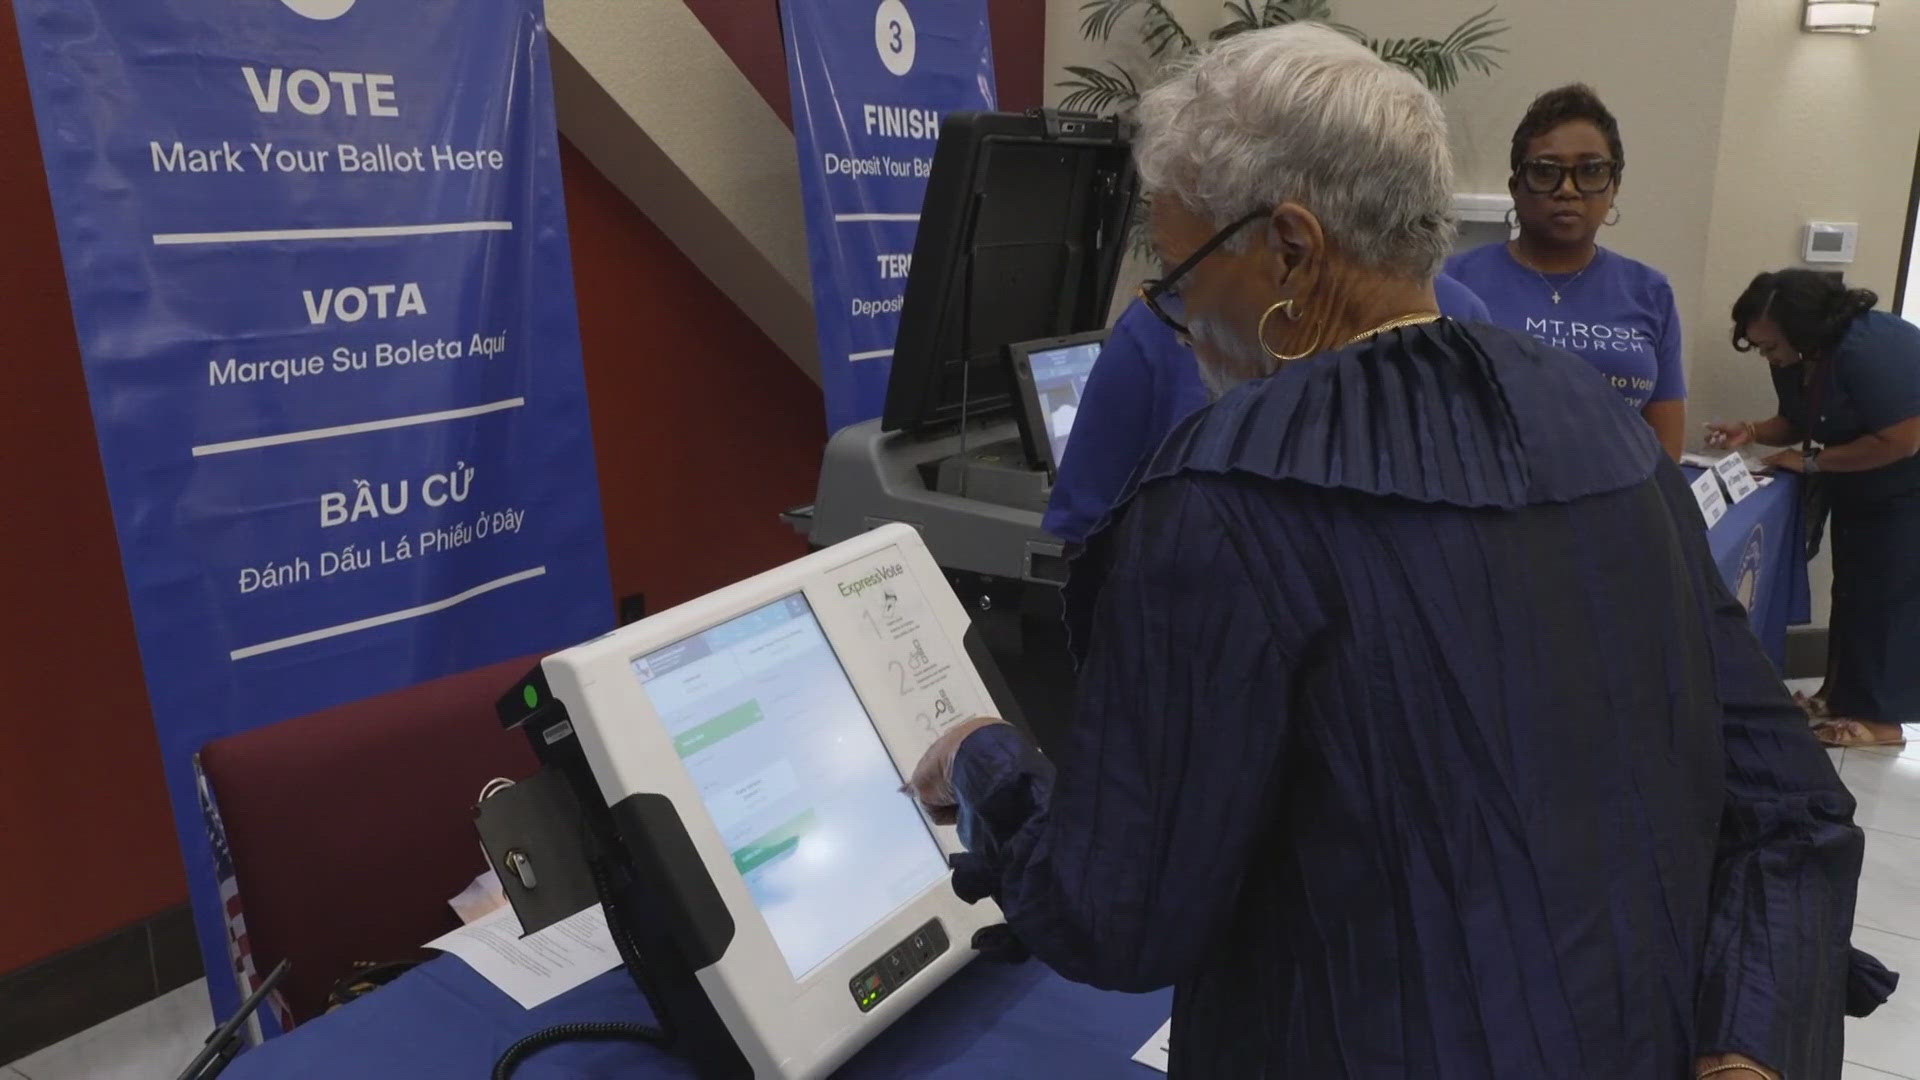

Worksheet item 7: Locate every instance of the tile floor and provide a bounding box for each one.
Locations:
[3,978,210,1080]
[6,680,1917,1078]
[1832,714,1920,1080]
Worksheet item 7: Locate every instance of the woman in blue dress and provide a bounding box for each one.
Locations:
[1707,269,1920,748]
[908,25,1882,1080]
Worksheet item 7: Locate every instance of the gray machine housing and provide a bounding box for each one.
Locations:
[809,418,1064,585]
[803,109,1134,585]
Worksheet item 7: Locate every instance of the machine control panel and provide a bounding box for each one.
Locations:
[849,918,950,1012]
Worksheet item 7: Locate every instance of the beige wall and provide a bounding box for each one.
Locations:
[548,0,819,382]
[1700,0,1920,427]
[1698,0,1920,622]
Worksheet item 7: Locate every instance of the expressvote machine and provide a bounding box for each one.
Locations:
[805,110,1135,585]
[505,525,1016,1079]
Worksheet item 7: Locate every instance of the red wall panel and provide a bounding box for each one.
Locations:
[683,0,1048,126]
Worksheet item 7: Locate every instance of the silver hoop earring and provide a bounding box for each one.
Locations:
[1504,207,1518,230]
[1605,206,1621,227]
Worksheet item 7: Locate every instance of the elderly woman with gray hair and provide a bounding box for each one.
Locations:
[908,23,1886,1080]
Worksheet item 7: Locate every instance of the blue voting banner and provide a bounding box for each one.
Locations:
[11,0,611,1020]
[780,0,997,432]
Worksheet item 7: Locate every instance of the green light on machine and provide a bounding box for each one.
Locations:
[522,685,539,709]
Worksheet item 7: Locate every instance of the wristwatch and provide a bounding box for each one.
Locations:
[1804,449,1822,475]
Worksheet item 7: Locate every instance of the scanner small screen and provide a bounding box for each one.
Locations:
[632,594,949,979]
[1026,339,1103,464]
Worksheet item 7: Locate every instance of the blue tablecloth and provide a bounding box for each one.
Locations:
[220,953,1172,1079]
[1690,469,1811,670]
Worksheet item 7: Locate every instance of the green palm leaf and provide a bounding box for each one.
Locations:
[1057,63,1142,115]
[1215,0,1331,38]
[1140,2,1194,57]
[1340,7,1507,94]
[1078,0,1194,55]
[1265,0,1332,25]
[1067,2,1506,119]
[1077,0,1140,42]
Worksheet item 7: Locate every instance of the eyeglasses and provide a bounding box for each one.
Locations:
[1515,158,1621,196]
[1140,208,1268,340]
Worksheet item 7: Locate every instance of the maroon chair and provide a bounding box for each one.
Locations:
[197,654,542,1024]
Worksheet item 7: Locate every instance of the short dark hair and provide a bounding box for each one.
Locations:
[1730,269,1877,359]
[1509,84,1625,174]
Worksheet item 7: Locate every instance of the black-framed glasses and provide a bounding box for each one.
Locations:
[1140,208,1267,339]
[1516,158,1621,196]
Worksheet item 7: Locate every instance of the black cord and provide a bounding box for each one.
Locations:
[583,827,676,1041]
[490,818,679,1079]
[491,1021,668,1080]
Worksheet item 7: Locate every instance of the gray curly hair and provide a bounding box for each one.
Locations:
[1134,23,1457,277]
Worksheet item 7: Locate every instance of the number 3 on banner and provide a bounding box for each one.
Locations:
[875,0,917,76]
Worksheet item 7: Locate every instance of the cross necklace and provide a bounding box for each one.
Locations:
[1513,246,1597,305]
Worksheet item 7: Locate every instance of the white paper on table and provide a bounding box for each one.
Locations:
[1132,1018,1172,1072]
[1691,469,1729,528]
[1713,451,1760,503]
[425,901,619,1009]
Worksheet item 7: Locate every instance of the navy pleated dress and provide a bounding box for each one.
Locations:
[947,321,1890,1078]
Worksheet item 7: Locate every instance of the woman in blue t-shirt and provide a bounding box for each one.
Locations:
[1447,84,1686,459]
[1707,270,1920,748]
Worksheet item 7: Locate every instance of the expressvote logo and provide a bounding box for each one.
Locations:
[279,0,357,20]
[838,564,905,599]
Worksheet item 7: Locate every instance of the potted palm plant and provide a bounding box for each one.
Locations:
[1059,0,1507,116]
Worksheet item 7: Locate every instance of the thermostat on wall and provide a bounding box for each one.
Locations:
[1804,221,1858,265]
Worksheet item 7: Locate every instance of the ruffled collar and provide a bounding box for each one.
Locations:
[1060,321,1663,667]
[1124,318,1661,513]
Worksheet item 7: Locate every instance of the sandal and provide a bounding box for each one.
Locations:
[1794,690,1831,722]
[1814,719,1907,748]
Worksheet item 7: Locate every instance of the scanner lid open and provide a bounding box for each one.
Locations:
[880,110,1137,435]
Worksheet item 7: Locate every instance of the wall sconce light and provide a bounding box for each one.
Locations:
[1805,0,1879,33]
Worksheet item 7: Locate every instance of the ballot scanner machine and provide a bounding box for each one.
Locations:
[498,526,1024,1080]
[805,111,1135,586]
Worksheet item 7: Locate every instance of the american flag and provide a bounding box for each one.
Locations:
[194,757,293,1034]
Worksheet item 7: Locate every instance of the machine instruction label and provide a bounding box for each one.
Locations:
[830,545,981,742]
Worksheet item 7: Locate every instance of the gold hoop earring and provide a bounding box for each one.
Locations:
[1259,299,1319,363]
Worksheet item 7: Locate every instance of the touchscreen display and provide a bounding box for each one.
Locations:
[632,594,949,979]
[1027,339,1102,465]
